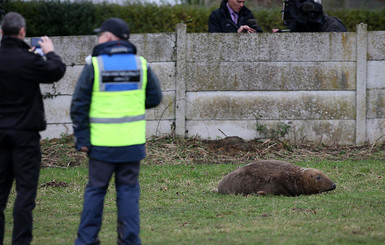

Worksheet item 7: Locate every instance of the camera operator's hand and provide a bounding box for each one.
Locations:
[237,25,256,34]
[38,36,55,55]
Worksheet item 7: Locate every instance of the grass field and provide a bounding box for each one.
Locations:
[3,156,385,244]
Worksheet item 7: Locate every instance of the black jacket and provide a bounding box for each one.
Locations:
[70,40,163,163]
[0,36,66,131]
[209,0,262,33]
[322,15,347,32]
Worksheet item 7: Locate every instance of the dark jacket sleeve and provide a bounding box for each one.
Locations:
[70,64,93,151]
[145,66,163,109]
[28,51,66,83]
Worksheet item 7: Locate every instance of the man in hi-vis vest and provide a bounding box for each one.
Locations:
[70,17,162,245]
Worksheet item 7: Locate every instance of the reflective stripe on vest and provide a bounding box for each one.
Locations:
[90,53,148,147]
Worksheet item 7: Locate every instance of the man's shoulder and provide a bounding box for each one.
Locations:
[209,7,222,17]
[323,15,347,32]
[0,44,42,63]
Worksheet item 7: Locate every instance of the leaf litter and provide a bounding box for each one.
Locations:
[40,135,385,168]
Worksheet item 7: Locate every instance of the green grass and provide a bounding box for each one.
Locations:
[3,160,385,244]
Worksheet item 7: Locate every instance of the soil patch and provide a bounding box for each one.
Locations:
[40,179,69,188]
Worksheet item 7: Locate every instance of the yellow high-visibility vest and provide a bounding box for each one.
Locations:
[89,53,147,147]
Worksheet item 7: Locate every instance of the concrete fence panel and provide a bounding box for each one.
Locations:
[17,23,383,145]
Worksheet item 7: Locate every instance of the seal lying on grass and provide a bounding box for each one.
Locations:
[217,160,336,196]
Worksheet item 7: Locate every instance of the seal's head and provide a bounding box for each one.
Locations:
[301,168,336,195]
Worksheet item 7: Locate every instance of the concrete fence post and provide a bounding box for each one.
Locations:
[355,23,368,145]
[175,23,187,137]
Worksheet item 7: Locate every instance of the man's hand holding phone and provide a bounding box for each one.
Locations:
[31,36,54,56]
[38,36,54,54]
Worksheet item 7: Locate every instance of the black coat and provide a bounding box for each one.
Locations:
[0,36,66,131]
[322,15,347,32]
[208,0,262,33]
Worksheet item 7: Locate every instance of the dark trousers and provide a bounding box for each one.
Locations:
[0,130,41,245]
[75,159,141,245]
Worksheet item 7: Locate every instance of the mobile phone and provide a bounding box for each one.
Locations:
[31,37,42,48]
[31,37,44,56]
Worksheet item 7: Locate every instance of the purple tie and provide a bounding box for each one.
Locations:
[232,12,238,24]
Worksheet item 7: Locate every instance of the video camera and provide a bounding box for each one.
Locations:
[247,19,263,33]
[281,0,324,32]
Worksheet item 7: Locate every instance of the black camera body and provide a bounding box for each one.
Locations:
[246,19,263,33]
[282,0,324,32]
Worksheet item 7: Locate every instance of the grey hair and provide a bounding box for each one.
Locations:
[1,12,26,36]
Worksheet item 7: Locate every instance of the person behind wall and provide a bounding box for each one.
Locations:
[70,17,162,245]
[209,0,263,33]
[0,12,66,245]
[274,0,347,32]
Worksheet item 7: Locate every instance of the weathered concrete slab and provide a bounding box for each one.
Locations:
[147,120,174,138]
[23,28,385,144]
[40,65,83,95]
[43,91,174,125]
[186,119,355,145]
[42,34,175,66]
[186,32,356,62]
[41,120,174,140]
[49,36,96,66]
[131,33,176,63]
[40,63,174,95]
[149,62,176,90]
[367,61,385,89]
[146,91,175,120]
[187,62,356,91]
[367,89,385,119]
[368,31,385,61]
[41,123,73,140]
[367,119,385,142]
[186,120,258,140]
[44,95,72,123]
[186,91,355,120]
[287,120,355,145]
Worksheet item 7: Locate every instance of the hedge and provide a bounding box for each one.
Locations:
[2,0,384,36]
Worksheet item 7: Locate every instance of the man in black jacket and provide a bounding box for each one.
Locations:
[0,12,66,245]
[209,0,263,33]
[279,0,347,32]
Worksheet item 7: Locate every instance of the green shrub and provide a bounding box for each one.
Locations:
[2,0,384,36]
[5,0,97,36]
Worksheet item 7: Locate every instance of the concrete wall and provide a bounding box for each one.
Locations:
[27,24,385,145]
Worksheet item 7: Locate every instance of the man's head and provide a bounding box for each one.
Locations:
[227,0,246,13]
[94,17,130,44]
[1,12,26,39]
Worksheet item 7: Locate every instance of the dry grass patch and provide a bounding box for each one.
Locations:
[40,135,385,168]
